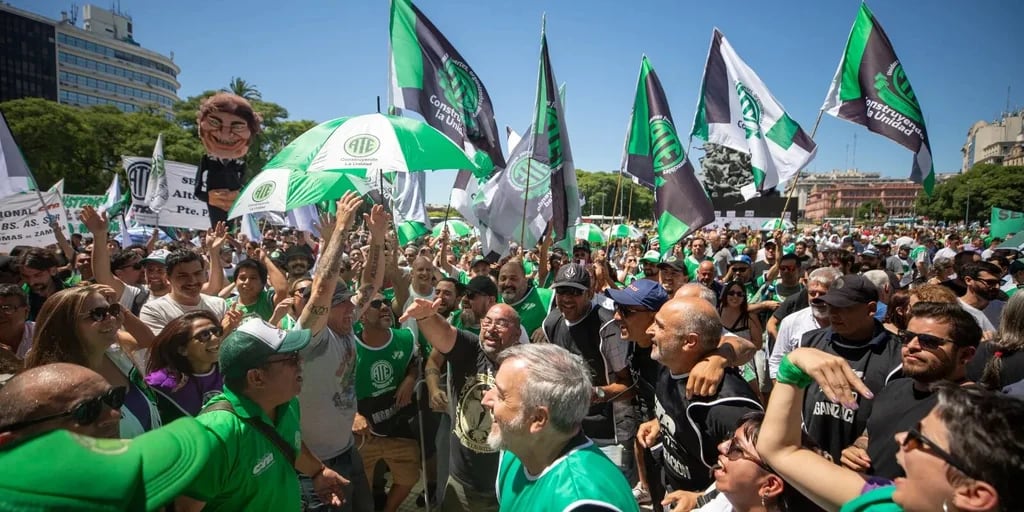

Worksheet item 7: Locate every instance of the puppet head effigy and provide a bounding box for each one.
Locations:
[197,92,262,160]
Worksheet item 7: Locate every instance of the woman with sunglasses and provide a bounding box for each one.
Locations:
[271,277,312,330]
[719,281,764,397]
[144,310,225,421]
[758,347,1024,512]
[24,285,161,438]
[691,412,824,512]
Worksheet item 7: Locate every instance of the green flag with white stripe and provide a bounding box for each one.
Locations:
[692,29,817,200]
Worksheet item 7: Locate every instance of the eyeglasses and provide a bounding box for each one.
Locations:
[897,329,955,350]
[264,352,301,367]
[0,304,25,314]
[83,303,122,322]
[617,305,649,318]
[724,437,772,472]
[480,317,515,330]
[902,426,975,478]
[554,287,585,296]
[192,326,223,343]
[0,386,126,432]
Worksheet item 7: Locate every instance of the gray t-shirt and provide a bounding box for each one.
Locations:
[296,324,358,459]
[139,294,227,335]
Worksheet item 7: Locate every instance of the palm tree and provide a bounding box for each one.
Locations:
[223,77,262,101]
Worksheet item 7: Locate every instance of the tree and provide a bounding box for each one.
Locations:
[224,77,262,101]
[575,170,653,221]
[855,199,885,220]
[916,164,1024,223]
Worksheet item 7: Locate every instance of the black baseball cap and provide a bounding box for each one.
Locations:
[552,263,591,291]
[465,275,498,298]
[573,241,592,254]
[657,254,686,271]
[812,274,878,308]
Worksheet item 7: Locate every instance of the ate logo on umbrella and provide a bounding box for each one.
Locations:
[251,182,276,203]
[345,135,381,158]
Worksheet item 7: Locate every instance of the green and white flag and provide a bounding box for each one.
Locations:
[991,207,1024,238]
[624,56,713,254]
[390,0,504,228]
[823,2,933,194]
[144,133,169,212]
[692,29,817,201]
[393,171,431,246]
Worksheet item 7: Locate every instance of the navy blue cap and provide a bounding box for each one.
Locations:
[604,280,669,311]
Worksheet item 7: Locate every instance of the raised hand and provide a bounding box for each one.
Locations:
[335,191,364,232]
[364,204,388,238]
[206,221,228,252]
[79,206,110,235]
[397,297,442,323]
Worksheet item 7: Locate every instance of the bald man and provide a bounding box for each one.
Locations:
[0,363,122,442]
[636,298,762,502]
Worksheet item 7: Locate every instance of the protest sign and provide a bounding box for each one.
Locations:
[123,157,209,230]
[0,189,70,252]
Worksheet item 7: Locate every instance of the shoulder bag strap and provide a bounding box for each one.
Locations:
[200,401,297,465]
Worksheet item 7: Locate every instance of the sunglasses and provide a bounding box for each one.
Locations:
[724,437,772,472]
[897,329,955,350]
[555,287,585,296]
[293,286,310,296]
[369,299,387,310]
[779,266,798,272]
[83,303,122,322]
[902,426,975,478]
[970,277,1001,287]
[617,305,648,318]
[265,352,301,367]
[193,326,223,343]
[0,386,126,432]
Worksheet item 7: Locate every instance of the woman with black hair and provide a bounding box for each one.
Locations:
[144,310,224,420]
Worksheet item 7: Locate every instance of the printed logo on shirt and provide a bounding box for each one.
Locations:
[253,452,275,475]
[370,360,394,389]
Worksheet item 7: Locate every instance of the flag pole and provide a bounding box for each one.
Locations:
[519,159,533,248]
[627,184,634,224]
[611,170,623,220]
[776,109,824,230]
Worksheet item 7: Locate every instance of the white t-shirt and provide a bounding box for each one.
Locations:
[958,299,997,333]
[139,294,227,335]
[296,324,358,459]
[769,307,826,378]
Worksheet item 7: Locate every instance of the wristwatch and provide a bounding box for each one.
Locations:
[594,387,607,402]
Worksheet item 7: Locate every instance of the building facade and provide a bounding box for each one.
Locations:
[961,111,1024,171]
[803,181,921,221]
[0,4,179,117]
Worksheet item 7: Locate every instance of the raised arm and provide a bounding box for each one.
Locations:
[260,248,290,306]
[685,332,759,398]
[50,221,75,264]
[352,205,388,319]
[398,297,457,354]
[80,206,125,297]
[756,348,874,512]
[298,192,363,337]
[146,227,160,254]
[201,222,228,296]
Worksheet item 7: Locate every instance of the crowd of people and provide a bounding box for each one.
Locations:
[1,197,1023,512]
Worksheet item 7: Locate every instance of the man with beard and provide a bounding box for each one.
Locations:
[628,250,662,285]
[283,245,315,283]
[605,280,670,506]
[294,194,386,512]
[959,262,1005,331]
[111,250,145,287]
[400,300,524,512]
[497,259,553,341]
[0,363,123,440]
[140,250,229,335]
[768,267,841,379]
[657,254,688,296]
[354,295,419,512]
[540,264,633,472]
[482,344,639,512]
[799,274,902,462]
[140,250,171,299]
[17,248,67,321]
[636,297,762,505]
[450,277,492,334]
[839,302,979,479]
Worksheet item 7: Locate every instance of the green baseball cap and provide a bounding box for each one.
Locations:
[219,318,311,380]
[0,417,211,511]
[641,250,661,264]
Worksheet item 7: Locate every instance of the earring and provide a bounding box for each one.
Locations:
[761,494,767,509]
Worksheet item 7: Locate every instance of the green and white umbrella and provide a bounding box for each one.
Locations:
[228,168,364,219]
[572,223,607,245]
[760,219,794,231]
[261,113,485,176]
[431,219,474,239]
[606,223,642,240]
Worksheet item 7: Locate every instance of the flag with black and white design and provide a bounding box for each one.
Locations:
[822,2,934,194]
[692,29,817,200]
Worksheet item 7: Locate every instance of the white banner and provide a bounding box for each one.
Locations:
[0,189,71,252]
[123,157,209,230]
[63,194,122,235]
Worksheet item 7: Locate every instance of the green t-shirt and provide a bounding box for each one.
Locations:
[684,256,704,280]
[838,485,901,512]
[227,289,275,322]
[186,386,303,512]
[449,309,480,335]
[500,286,553,336]
[496,435,639,512]
[355,328,416,401]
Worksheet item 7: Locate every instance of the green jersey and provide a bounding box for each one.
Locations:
[355,327,418,438]
[227,289,275,322]
[186,386,303,512]
[501,286,553,336]
[496,433,638,512]
[449,309,480,335]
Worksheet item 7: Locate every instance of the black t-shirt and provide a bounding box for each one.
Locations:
[444,329,499,493]
[865,378,937,479]
[966,342,1024,389]
[939,278,967,297]
[655,367,762,492]
[752,260,772,282]
[800,323,903,462]
[628,344,660,421]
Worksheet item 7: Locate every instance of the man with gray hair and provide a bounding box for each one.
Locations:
[636,298,762,506]
[483,343,638,511]
[768,267,842,379]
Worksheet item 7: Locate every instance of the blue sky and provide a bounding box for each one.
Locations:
[16,0,1024,204]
